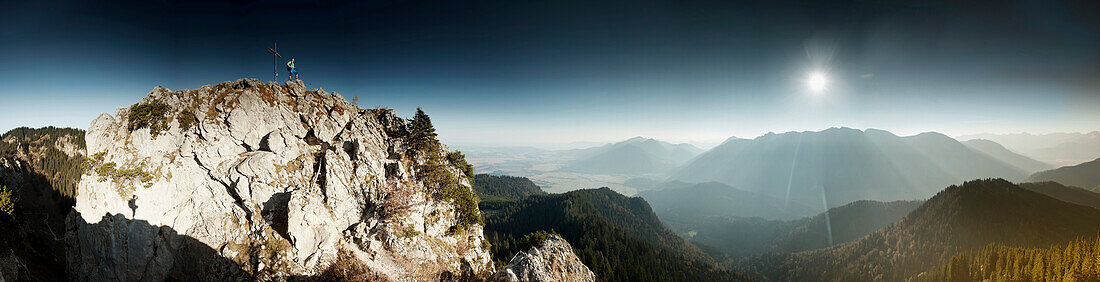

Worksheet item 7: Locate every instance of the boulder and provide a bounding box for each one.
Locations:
[493,235,595,282]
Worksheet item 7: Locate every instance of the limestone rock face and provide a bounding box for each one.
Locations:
[66,79,491,281]
[493,235,595,282]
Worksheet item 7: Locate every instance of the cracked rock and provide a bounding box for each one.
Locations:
[67,78,492,281]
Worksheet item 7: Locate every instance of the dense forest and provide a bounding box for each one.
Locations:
[482,187,747,281]
[0,126,87,281]
[1019,181,1100,210]
[737,179,1100,281]
[938,234,1100,281]
[684,199,922,259]
[0,126,87,201]
[472,174,546,201]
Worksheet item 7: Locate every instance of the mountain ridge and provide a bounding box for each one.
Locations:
[674,127,1029,209]
[638,181,817,222]
[1027,158,1100,190]
[564,137,702,175]
[958,132,1100,166]
[741,178,1100,281]
[962,139,1051,173]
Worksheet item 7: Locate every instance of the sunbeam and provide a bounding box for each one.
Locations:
[820,183,834,246]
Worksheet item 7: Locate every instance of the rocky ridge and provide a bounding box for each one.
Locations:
[65,78,493,281]
[493,235,595,282]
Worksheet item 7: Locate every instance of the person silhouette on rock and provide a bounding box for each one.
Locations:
[128,195,138,218]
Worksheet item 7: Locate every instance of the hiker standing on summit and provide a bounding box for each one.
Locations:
[287,58,299,81]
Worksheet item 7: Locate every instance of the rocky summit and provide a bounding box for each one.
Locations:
[63,78,509,281]
[493,235,595,282]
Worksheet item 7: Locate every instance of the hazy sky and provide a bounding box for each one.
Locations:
[2,0,1098,146]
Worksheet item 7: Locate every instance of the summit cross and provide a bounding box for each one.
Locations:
[268,42,282,82]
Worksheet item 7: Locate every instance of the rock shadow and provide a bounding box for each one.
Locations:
[0,162,74,280]
[65,212,248,281]
[262,192,292,241]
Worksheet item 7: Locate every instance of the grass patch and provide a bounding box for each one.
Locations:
[398,225,422,239]
[316,249,385,281]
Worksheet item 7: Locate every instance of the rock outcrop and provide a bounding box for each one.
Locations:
[493,235,595,282]
[65,79,491,281]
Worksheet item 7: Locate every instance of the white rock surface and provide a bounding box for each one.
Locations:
[493,235,596,282]
[65,79,491,281]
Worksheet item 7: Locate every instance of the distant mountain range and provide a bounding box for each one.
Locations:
[959,132,1100,167]
[673,128,1031,209]
[564,137,703,174]
[740,179,1100,281]
[458,137,704,195]
[1027,158,1100,191]
[962,139,1051,173]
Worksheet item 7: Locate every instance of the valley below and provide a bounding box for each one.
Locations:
[2,78,1099,281]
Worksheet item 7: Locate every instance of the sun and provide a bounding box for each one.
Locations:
[807,71,828,93]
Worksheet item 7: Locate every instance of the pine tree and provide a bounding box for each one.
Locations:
[407,107,440,155]
[1032,253,1045,281]
[0,184,15,217]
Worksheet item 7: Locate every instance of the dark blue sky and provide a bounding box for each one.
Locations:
[2,0,1097,146]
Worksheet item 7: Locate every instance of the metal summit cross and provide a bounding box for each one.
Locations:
[268,41,282,81]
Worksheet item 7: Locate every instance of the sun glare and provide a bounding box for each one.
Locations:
[808,72,828,93]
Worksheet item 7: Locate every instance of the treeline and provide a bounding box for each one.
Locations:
[939,235,1100,281]
[737,179,1100,281]
[483,188,747,281]
[473,174,545,201]
[0,126,85,281]
[0,126,86,200]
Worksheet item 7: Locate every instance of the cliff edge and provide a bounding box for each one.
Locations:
[65,79,491,281]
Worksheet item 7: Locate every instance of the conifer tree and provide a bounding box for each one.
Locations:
[407,107,440,155]
[0,184,15,217]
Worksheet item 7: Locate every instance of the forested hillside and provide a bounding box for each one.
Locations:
[1,126,87,200]
[472,174,545,201]
[483,187,746,281]
[0,126,87,281]
[639,181,817,223]
[1020,181,1100,210]
[676,199,920,258]
[771,200,922,254]
[738,179,1100,281]
[1027,158,1100,191]
[938,235,1100,281]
